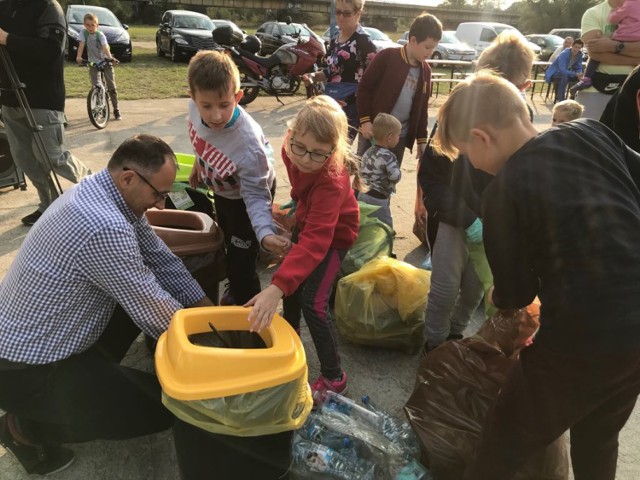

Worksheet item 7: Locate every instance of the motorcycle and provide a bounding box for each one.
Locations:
[212,25,325,105]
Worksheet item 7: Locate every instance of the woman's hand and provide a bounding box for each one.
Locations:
[244,284,284,332]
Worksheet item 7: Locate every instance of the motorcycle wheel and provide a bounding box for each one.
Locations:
[239,71,260,105]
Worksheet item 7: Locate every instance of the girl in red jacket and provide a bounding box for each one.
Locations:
[245,95,360,402]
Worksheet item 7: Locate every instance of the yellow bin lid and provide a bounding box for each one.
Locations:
[155,306,308,401]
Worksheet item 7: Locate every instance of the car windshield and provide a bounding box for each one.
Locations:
[441,32,460,44]
[174,15,213,30]
[280,23,310,38]
[548,35,564,46]
[365,28,389,41]
[69,7,120,27]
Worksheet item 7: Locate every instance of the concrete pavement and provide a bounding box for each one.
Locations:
[0,93,638,479]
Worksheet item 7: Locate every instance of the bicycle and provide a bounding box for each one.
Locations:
[80,58,118,129]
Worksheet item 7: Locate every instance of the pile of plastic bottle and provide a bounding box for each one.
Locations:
[289,392,431,479]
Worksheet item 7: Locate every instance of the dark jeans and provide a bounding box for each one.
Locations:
[343,102,359,143]
[214,194,263,305]
[0,305,173,445]
[283,239,346,380]
[465,341,640,480]
[552,72,577,102]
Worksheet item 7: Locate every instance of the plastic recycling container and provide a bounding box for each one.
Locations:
[155,306,313,479]
[145,209,225,302]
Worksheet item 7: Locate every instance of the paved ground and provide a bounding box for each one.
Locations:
[0,92,638,479]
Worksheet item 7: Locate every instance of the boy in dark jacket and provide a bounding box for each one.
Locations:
[436,70,640,480]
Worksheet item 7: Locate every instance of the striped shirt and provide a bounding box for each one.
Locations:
[0,169,204,364]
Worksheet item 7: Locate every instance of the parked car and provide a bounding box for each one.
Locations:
[525,34,564,61]
[211,19,245,42]
[455,22,542,56]
[398,30,476,60]
[156,10,216,62]
[548,28,581,40]
[66,4,132,62]
[321,26,397,52]
[255,21,320,55]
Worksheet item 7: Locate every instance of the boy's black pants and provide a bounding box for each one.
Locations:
[0,306,173,445]
[214,193,269,305]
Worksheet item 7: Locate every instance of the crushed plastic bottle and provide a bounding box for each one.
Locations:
[361,395,420,457]
[323,391,383,431]
[394,458,431,480]
[292,439,376,480]
[303,415,353,451]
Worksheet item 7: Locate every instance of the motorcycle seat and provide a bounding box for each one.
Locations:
[238,48,281,69]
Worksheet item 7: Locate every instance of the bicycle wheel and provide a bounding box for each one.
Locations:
[86,86,110,129]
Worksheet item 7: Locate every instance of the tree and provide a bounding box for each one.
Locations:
[510,0,599,34]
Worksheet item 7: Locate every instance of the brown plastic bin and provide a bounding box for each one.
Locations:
[146,209,226,302]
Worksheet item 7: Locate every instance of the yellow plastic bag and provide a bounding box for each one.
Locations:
[335,257,431,354]
[162,374,312,437]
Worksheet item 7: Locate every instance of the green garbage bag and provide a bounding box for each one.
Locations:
[467,241,497,319]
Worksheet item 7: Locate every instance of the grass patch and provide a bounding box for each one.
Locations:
[127,25,159,42]
[64,47,190,100]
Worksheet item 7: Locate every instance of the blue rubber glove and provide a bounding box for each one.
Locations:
[465,218,483,244]
[279,199,297,217]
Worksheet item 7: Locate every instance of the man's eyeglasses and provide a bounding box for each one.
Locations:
[123,167,170,201]
[289,139,334,163]
[335,9,356,17]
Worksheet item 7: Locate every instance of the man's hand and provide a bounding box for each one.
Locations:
[244,284,284,332]
[586,36,616,54]
[0,28,8,46]
[360,122,373,140]
[261,234,292,256]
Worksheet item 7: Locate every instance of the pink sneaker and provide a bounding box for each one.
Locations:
[311,372,347,406]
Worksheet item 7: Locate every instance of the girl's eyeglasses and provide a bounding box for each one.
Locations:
[290,139,334,163]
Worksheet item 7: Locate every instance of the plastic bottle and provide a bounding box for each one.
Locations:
[304,416,353,451]
[394,458,431,480]
[292,439,375,480]
[323,391,382,431]
[361,394,419,455]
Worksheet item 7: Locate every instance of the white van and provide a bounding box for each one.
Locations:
[455,22,541,56]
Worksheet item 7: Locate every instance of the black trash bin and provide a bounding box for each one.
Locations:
[173,418,292,480]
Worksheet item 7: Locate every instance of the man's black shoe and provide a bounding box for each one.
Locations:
[0,414,75,476]
[21,210,43,226]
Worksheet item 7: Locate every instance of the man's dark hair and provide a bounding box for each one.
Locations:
[408,13,443,43]
[573,38,584,48]
[107,134,177,174]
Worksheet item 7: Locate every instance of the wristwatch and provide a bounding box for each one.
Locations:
[615,41,625,54]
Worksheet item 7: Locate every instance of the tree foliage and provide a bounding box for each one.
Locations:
[509,0,599,34]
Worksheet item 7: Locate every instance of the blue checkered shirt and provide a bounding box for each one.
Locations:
[0,169,205,364]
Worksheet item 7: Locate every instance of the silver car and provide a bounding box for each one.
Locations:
[398,30,476,60]
[322,26,398,52]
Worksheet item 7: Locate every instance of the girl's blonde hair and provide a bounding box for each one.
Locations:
[287,95,358,178]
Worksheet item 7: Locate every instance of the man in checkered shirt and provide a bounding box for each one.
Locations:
[0,134,214,476]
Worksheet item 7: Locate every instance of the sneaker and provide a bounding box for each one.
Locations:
[569,78,591,96]
[311,372,347,406]
[0,414,75,476]
[21,210,42,226]
[114,109,122,121]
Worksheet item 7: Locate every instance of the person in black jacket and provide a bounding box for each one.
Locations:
[0,0,90,226]
[600,64,640,153]
[437,71,640,480]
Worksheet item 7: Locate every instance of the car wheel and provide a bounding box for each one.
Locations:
[157,39,165,57]
[432,51,443,60]
[170,43,180,62]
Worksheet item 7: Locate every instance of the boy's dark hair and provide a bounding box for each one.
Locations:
[188,50,240,96]
[408,13,442,43]
[573,38,584,48]
[108,134,177,174]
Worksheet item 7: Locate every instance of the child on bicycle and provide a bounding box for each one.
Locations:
[76,12,121,120]
[187,50,290,305]
[246,95,360,404]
